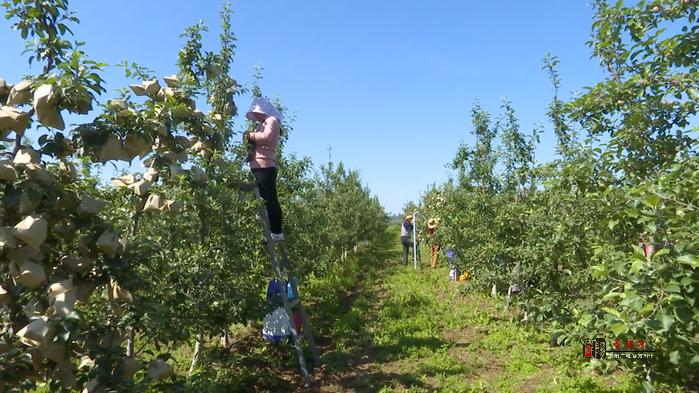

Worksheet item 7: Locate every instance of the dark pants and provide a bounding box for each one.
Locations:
[252,167,283,234]
[401,236,414,266]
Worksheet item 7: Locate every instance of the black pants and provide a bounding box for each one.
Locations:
[252,167,283,234]
[401,236,413,266]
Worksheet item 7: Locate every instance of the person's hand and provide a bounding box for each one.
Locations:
[243,132,252,144]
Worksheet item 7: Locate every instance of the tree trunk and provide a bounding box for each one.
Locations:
[126,327,134,357]
[189,333,203,376]
[220,330,229,348]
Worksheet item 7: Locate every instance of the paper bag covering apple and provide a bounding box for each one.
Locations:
[143,193,162,212]
[128,179,152,196]
[13,214,48,250]
[0,226,17,249]
[128,84,146,96]
[96,230,121,259]
[0,106,31,134]
[82,378,105,393]
[13,260,46,289]
[48,279,76,318]
[0,160,16,181]
[143,167,158,182]
[98,133,130,163]
[147,358,174,380]
[58,160,77,179]
[111,174,136,188]
[142,80,161,97]
[79,196,108,215]
[13,148,40,165]
[61,255,94,273]
[0,284,10,303]
[33,84,64,130]
[124,133,152,159]
[122,357,143,379]
[163,75,179,88]
[16,316,54,347]
[6,80,32,106]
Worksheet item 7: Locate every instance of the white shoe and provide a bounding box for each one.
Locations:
[270,232,285,241]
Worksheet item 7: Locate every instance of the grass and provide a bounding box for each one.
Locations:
[307,227,644,393]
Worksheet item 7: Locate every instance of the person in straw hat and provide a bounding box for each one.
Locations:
[427,218,441,268]
[244,97,285,241]
[401,214,415,266]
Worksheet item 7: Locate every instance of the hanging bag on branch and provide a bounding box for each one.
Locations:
[261,307,292,343]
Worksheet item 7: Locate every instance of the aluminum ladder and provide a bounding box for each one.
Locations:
[231,180,320,385]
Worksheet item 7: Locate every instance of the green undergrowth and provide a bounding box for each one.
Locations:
[148,228,397,392]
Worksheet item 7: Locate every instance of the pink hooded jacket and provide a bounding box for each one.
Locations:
[248,116,280,169]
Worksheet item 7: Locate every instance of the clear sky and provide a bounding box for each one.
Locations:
[1,1,607,214]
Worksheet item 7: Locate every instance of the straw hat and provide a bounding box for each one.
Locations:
[428,218,438,229]
[246,96,284,121]
[405,214,413,221]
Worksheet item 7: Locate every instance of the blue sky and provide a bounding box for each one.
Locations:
[1,1,607,214]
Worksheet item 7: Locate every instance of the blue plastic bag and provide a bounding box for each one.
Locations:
[287,282,297,302]
[266,279,298,307]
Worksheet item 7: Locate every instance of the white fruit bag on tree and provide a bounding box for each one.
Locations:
[13,215,48,249]
[0,160,17,181]
[13,148,40,165]
[99,134,130,163]
[33,84,64,130]
[147,358,174,380]
[14,260,46,289]
[0,106,30,134]
[128,84,146,96]
[111,174,135,188]
[163,75,179,88]
[128,179,151,196]
[142,80,161,96]
[143,193,162,212]
[0,226,17,249]
[79,196,108,215]
[6,80,31,106]
[0,284,10,303]
[16,316,54,347]
[96,230,120,258]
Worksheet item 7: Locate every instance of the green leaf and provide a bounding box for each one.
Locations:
[680,276,694,287]
[639,303,654,316]
[641,194,661,208]
[660,311,674,331]
[669,350,680,365]
[611,323,627,336]
[630,259,645,274]
[666,284,681,293]
[608,219,619,231]
[602,292,621,301]
[654,248,670,258]
[678,255,699,268]
[602,307,623,319]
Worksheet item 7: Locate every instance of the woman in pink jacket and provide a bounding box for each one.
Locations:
[244,97,285,241]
